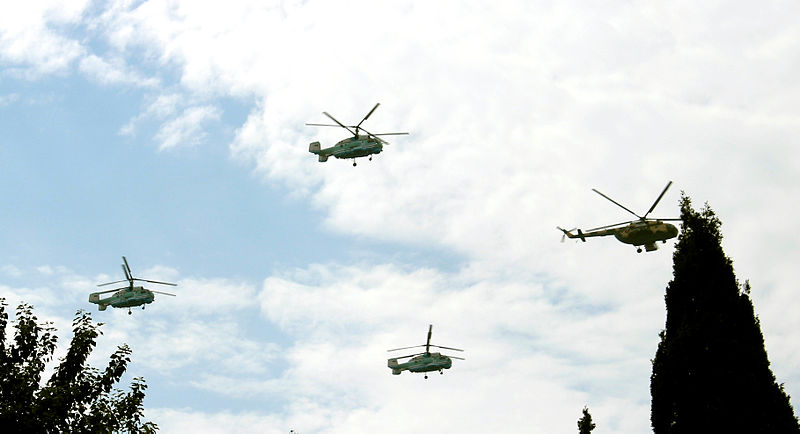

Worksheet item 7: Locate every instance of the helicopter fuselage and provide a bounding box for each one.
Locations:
[388,352,453,375]
[89,286,155,310]
[613,220,679,248]
[310,136,383,161]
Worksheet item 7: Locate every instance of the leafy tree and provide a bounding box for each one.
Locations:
[650,195,799,433]
[0,298,157,432]
[577,405,596,433]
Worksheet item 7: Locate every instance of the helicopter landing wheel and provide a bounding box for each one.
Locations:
[637,248,642,253]
[128,309,132,315]
[353,161,357,167]
[369,156,372,161]
[439,370,443,375]
[424,374,428,379]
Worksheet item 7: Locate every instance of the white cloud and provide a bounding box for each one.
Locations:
[0,1,89,75]
[1,264,22,278]
[4,1,800,431]
[78,54,160,87]
[254,262,664,432]
[91,1,800,429]
[155,105,221,150]
[148,408,285,434]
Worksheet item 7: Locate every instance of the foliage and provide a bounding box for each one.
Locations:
[650,195,799,433]
[577,406,595,433]
[0,298,157,432]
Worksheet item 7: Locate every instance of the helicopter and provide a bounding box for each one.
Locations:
[306,103,408,166]
[387,324,464,379]
[89,256,177,314]
[558,181,681,253]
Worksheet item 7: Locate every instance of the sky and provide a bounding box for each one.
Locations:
[1,1,799,432]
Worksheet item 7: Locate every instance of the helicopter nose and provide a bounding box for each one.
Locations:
[669,224,679,237]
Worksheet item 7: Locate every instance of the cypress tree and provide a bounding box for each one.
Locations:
[650,195,799,433]
[577,406,596,433]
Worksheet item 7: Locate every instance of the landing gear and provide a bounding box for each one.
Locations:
[353,160,357,166]
[439,370,443,375]
[637,247,642,253]
[369,156,372,161]
[424,374,428,379]
[128,308,132,315]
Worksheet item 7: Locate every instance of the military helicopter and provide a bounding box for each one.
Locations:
[387,325,464,379]
[558,181,681,253]
[306,103,408,166]
[89,256,177,314]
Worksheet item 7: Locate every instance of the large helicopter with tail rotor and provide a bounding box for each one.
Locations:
[558,181,681,253]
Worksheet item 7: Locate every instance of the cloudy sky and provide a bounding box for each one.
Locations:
[2,1,799,432]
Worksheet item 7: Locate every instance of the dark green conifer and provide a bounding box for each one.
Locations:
[650,195,799,433]
[577,406,596,433]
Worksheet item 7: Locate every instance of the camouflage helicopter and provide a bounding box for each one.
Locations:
[89,256,176,314]
[387,325,464,379]
[558,181,681,253]
[306,103,408,166]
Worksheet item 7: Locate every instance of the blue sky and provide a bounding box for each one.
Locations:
[2,1,800,432]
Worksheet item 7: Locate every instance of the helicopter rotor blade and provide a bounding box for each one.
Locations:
[97,279,129,287]
[121,265,132,282]
[387,344,426,352]
[372,132,409,136]
[151,290,177,296]
[586,221,634,232]
[643,181,673,219]
[133,278,177,286]
[356,127,389,144]
[426,325,433,353]
[391,352,426,360]
[557,227,577,243]
[322,112,358,136]
[592,188,642,219]
[448,356,466,360]
[122,256,133,280]
[92,287,123,295]
[355,102,380,131]
[430,345,464,352]
[305,123,346,127]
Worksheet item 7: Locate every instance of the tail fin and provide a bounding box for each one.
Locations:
[558,226,586,242]
[309,142,328,162]
[388,358,402,374]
